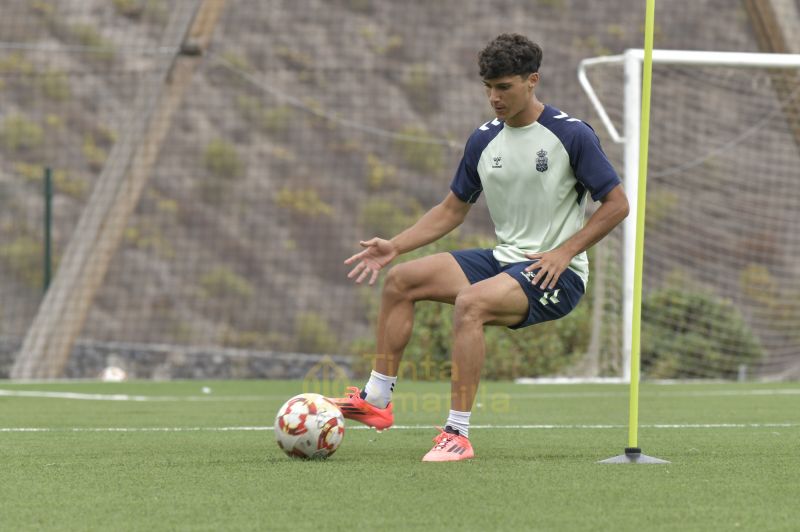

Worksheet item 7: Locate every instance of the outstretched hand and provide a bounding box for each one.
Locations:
[344,238,399,285]
[524,247,573,290]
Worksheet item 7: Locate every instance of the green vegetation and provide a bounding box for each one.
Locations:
[641,280,764,379]
[111,0,145,18]
[364,153,396,190]
[1,380,799,531]
[0,53,34,75]
[533,0,566,7]
[606,24,627,40]
[220,51,254,74]
[123,221,174,258]
[644,190,679,226]
[259,105,294,134]
[14,162,87,199]
[145,188,179,217]
[275,186,333,217]
[275,46,315,71]
[740,264,800,342]
[199,266,254,300]
[82,134,108,172]
[572,35,611,57]
[44,114,64,129]
[79,126,114,173]
[69,24,115,63]
[39,69,71,101]
[360,27,403,56]
[358,196,421,238]
[295,311,339,354]
[0,235,44,288]
[220,328,291,351]
[394,126,445,175]
[403,64,438,115]
[199,139,244,202]
[29,0,56,17]
[345,0,373,13]
[236,96,293,135]
[112,0,168,23]
[1,114,44,153]
[739,264,777,308]
[204,139,243,179]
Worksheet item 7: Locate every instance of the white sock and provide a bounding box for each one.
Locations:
[362,370,396,409]
[445,409,471,438]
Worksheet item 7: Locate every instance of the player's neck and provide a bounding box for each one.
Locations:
[505,98,545,128]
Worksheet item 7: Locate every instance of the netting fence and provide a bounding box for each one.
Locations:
[1,0,798,380]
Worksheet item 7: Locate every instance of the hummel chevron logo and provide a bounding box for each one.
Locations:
[553,112,581,123]
[539,289,561,306]
[479,118,502,130]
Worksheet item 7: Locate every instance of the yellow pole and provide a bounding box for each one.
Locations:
[628,0,656,450]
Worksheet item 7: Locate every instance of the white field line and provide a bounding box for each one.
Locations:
[1,423,799,433]
[511,388,800,399]
[2,388,799,402]
[0,390,269,401]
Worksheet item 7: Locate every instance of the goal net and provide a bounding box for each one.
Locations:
[580,49,800,381]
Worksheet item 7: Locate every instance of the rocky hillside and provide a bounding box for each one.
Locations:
[4,0,798,376]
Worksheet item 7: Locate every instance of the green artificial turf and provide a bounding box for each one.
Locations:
[1,380,799,531]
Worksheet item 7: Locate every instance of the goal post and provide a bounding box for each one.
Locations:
[578,49,800,383]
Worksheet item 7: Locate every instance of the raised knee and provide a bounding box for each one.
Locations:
[453,290,487,326]
[383,264,412,298]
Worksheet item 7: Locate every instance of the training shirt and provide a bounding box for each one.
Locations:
[449,104,621,286]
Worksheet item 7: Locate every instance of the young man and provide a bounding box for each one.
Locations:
[331,34,629,461]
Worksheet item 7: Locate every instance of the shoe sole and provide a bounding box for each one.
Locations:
[422,453,475,462]
[334,405,393,431]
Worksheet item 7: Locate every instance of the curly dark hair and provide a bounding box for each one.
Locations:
[478,33,543,79]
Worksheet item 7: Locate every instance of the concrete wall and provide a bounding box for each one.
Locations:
[0,337,354,380]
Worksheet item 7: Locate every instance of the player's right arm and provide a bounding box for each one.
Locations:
[345,191,471,285]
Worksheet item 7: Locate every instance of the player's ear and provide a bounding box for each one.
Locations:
[528,72,539,89]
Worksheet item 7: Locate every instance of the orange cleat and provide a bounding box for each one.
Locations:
[421,426,474,462]
[328,387,394,431]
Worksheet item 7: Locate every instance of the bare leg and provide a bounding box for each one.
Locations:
[373,253,470,376]
[450,273,529,412]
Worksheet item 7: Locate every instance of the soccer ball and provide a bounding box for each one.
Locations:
[274,393,345,459]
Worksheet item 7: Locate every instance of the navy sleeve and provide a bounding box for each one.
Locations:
[449,130,485,204]
[570,124,621,201]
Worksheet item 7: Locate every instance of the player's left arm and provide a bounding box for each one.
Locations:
[525,184,629,290]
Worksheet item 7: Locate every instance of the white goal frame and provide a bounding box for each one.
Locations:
[578,49,800,382]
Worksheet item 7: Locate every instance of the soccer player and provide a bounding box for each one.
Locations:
[331,33,629,461]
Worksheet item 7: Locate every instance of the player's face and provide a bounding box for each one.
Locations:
[483,73,538,127]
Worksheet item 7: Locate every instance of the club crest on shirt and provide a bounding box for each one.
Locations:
[536,149,548,172]
[492,155,503,168]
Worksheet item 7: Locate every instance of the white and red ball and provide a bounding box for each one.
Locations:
[274,393,345,459]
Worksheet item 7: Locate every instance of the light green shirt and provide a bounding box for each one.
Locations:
[449,105,621,286]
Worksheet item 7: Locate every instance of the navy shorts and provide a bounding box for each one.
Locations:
[450,248,585,329]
